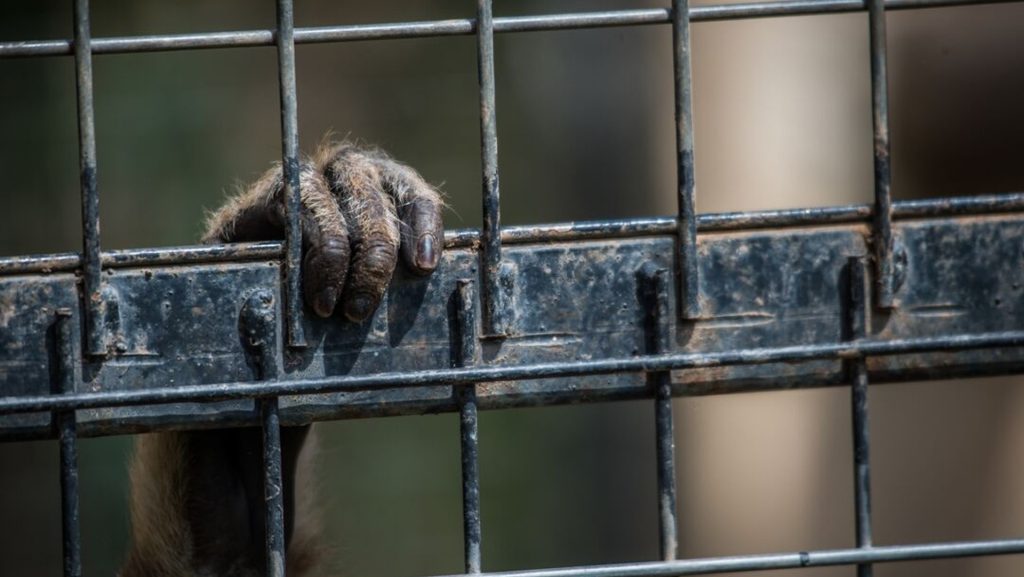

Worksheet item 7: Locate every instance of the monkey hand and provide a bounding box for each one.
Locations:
[203,141,445,322]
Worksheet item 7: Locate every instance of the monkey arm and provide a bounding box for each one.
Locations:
[120,141,445,577]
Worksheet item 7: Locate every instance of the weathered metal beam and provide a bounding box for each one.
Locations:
[1,212,1023,440]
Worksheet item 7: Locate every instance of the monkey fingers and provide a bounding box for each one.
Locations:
[373,156,445,276]
[317,143,445,322]
[203,163,351,318]
[320,145,402,323]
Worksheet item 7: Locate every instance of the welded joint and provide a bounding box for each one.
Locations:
[240,288,279,381]
[874,247,905,309]
[456,279,482,367]
[875,239,907,310]
[84,284,124,356]
[846,256,869,340]
[52,308,78,398]
[484,261,517,338]
[83,289,105,358]
[640,264,673,357]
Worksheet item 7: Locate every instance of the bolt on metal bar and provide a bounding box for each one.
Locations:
[54,311,82,577]
[476,0,509,337]
[72,0,105,357]
[845,258,874,577]
[643,267,679,561]
[430,537,1024,577]
[456,280,483,574]
[262,397,287,577]
[276,0,306,348]
[868,0,897,308]
[5,329,1024,417]
[672,0,700,321]
[4,0,1020,59]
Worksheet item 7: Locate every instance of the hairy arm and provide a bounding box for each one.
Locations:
[120,141,444,577]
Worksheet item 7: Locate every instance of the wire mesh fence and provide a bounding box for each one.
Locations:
[2,1,1024,577]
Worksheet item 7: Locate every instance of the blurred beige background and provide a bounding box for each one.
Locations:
[2,1,1024,576]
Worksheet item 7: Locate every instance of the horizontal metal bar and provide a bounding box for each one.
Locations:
[2,192,1022,277]
[430,538,1024,577]
[0,242,282,276]
[2,330,1022,417]
[2,211,1022,438]
[1,0,1019,58]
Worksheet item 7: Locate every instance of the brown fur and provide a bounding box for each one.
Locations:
[285,428,327,577]
[122,139,443,577]
[202,162,347,247]
[120,428,325,577]
[120,433,194,577]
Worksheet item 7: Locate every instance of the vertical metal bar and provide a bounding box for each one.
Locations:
[868,0,896,309]
[456,280,483,573]
[262,397,287,577]
[240,288,286,576]
[847,257,874,577]
[672,0,700,320]
[55,310,82,577]
[72,0,105,356]
[645,267,679,561]
[276,0,306,347]
[476,0,508,337]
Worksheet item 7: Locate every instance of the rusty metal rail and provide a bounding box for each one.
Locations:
[2,1,1024,577]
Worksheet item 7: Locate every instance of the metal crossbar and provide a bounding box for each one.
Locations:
[2,2,1024,577]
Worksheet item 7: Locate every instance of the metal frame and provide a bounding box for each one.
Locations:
[2,1,1024,576]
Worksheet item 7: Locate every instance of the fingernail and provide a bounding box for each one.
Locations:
[416,234,438,270]
[314,287,339,318]
[345,293,375,323]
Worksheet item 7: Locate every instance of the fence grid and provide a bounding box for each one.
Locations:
[2,1,1024,577]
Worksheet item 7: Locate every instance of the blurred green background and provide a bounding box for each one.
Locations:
[3,1,1024,577]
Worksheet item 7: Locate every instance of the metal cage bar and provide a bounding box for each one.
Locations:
[5,328,1024,417]
[262,398,287,577]
[239,287,287,577]
[72,0,105,357]
[55,311,82,577]
[4,1,1024,576]
[671,0,700,321]
[846,258,874,577]
[4,192,1024,277]
[456,280,484,574]
[431,538,1024,577]
[868,0,898,309]
[476,0,509,337]
[4,0,1018,58]
[644,268,679,561]
[275,0,306,348]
